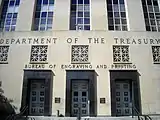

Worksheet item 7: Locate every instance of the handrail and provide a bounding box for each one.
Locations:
[132,104,152,120]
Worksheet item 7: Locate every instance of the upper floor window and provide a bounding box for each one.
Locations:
[30,45,48,63]
[141,0,160,32]
[152,46,160,63]
[107,0,128,31]
[71,45,89,63]
[0,46,9,63]
[0,0,20,31]
[113,45,130,63]
[70,0,90,30]
[33,0,54,31]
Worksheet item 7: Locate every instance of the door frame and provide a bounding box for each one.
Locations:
[110,70,142,116]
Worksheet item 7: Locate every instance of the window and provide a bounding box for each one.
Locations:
[33,0,54,31]
[30,45,48,63]
[141,0,160,32]
[0,0,20,31]
[107,0,128,31]
[0,46,9,63]
[152,46,160,63]
[113,45,130,63]
[70,0,90,30]
[71,45,89,63]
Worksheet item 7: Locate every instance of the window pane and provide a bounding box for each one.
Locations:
[13,13,17,18]
[115,25,121,30]
[113,0,118,4]
[107,5,113,11]
[7,13,12,18]
[84,12,90,17]
[78,0,83,4]
[9,1,15,6]
[41,5,48,12]
[11,26,15,31]
[78,5,83,11]
[48,5,54,11]
[71,5,77,11]
[119,0,124,4]
[115,19,120,24]
[121,12,126,17]
[71,0,77,4]
[113,5,119,12]
[84,18,90,24]
[84,5,90,11]
[114,12,120,17]
[8,7,14,13]
[37,0,42,5]
[84,25,90,30]
[47,18,52,24]
[49,0,54,4]
[41,18,46,24]
[71,11,76,16]
[41,12,47,17]
[78,12,83,17]
[108,18,113,25]
[77,18,83,24]
[122,25,127,31]
[109,25,114,30]
[48,12,53,17]
[15,0,20,5]
[154,6,159,12]
[84,0,89,4]
[108,12,113,17]
[121,19,127,24]
[43,0,48,4]
[11,18,17,25]
[120,5,125,11]
[107,0,112,4]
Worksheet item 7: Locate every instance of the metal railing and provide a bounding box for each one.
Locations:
[132,104,152,120]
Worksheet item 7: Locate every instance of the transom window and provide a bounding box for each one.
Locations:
[113,45,130,63]
[0,0,20,31]
[0,46,9,63]
[107,0,128,31]
[30,45,48,63]
[152,46,160,63]
[141,0,160,32]
[33,0,54,31]
[71,45,89,63]
[70,0,90,30]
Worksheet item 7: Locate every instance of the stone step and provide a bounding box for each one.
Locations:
[16,116,160,120]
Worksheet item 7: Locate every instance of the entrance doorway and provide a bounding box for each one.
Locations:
[71,80,89,117]
[21,70,54,116]
[115,81,131,116]
[65,70,97,117]
[110,70,141,116]
[29,81,45,115]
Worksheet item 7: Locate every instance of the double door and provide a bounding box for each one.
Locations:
[29,82,45,115]
[115,82,132,116]
[71,80,89,117]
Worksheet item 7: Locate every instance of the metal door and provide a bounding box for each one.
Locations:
[115,82,131,116]
[29,82,45,115]
[71,80,89,117]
